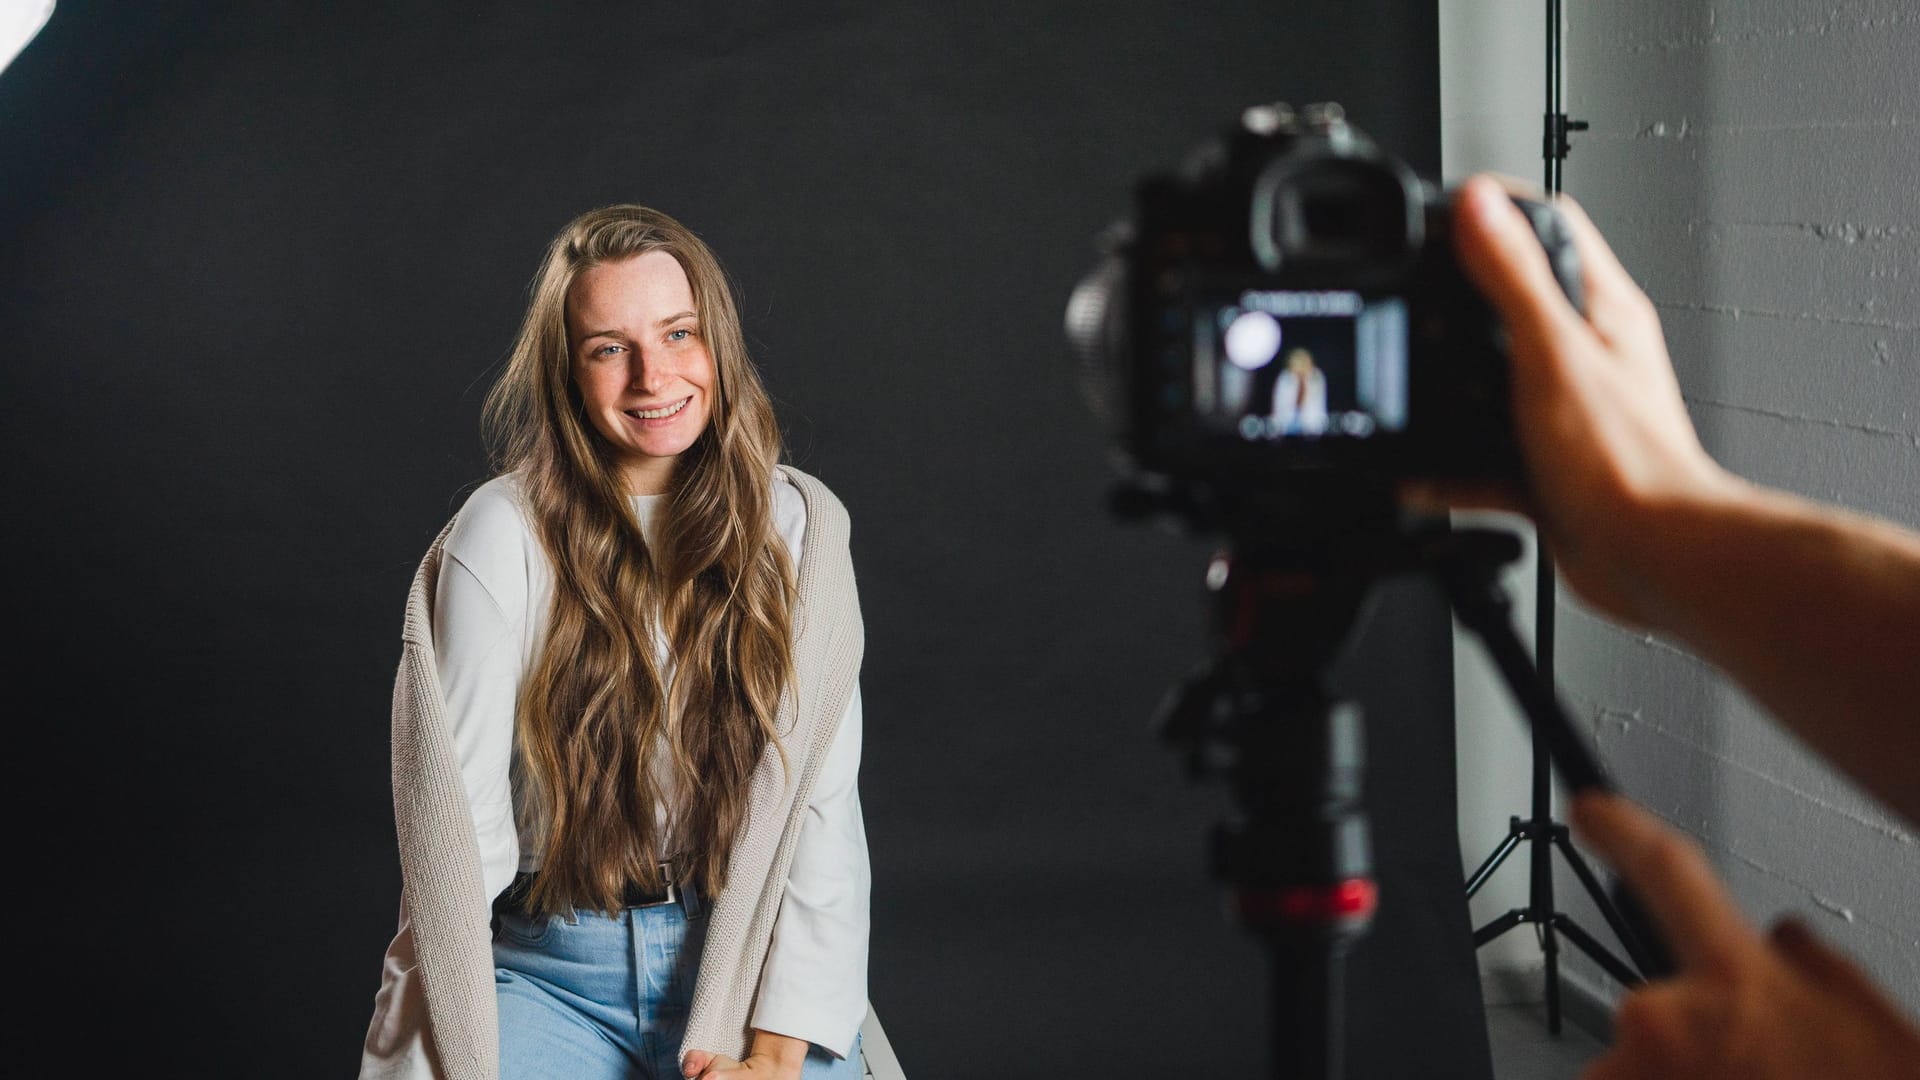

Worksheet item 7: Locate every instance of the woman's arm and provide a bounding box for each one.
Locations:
[750,686,872,1055]
[680,686,870,1080]
[433,483,539,903]
[361,488,533,1073]
[433,552,527,902]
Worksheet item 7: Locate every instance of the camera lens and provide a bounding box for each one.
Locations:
[1065,253,1128,428]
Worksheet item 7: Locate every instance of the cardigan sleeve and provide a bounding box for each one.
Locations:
[747,683,870,1057]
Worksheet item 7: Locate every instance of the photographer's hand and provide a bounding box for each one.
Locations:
[1414,174,1741,625]
[1570,791,1920,1080]
[1417,173,1920,823]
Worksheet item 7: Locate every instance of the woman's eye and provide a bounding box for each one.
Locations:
[667,328,693,342]
[594,343,625,357]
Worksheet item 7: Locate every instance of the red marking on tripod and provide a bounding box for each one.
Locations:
[1235,878,1378,926]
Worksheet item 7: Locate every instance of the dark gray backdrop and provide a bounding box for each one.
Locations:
[2,3,1491,1076]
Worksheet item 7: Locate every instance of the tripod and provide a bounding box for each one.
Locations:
[1154,503,1670,1080]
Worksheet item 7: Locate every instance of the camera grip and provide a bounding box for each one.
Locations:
[1509,196,1586,317]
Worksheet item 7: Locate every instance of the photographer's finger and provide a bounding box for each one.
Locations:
[1771,919,1920,1056]
[1571,791,1755,974]
[1771,919,1884,1002]
[1549,193,1661,347]
[1468,174,1651,347]
[1475,171,1549,202]
[1453,175,1585,352]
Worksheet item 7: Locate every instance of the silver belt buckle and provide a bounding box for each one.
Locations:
[635,861,678,909]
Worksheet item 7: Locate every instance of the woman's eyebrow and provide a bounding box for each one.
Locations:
[579,312,697,342]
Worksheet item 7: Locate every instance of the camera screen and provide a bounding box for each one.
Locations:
[1192,289,1408,441]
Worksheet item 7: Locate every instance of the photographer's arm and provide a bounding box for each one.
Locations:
[1426,175,1920,824]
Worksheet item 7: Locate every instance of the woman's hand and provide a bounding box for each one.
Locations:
[1572,792,1920,1079]
[681,1030,810,1080]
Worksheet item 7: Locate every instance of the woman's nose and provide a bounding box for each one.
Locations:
[628,352,665,392]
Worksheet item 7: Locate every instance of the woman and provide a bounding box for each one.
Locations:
[358,206,869,1080]
[1269,347,1329,436]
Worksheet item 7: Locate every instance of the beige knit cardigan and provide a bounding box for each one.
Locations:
[388,465,865,1078]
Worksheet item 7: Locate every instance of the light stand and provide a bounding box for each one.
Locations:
[1458,0,1657,1035]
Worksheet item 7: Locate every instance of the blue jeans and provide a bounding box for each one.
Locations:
[493,900,860,1080]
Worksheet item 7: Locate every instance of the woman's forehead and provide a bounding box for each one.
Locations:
[569,252,696,328]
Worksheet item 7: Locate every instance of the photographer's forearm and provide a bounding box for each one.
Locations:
[1633,483,1920,824]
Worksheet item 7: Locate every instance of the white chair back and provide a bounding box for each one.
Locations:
[857,1006,907,1080]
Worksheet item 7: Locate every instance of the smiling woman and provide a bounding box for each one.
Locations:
[358,205,875,1080]
[568,251,716,494]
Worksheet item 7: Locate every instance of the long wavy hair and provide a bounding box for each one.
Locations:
[480,205,794,915]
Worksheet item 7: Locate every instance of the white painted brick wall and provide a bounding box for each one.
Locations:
[1553,0,1920,1011]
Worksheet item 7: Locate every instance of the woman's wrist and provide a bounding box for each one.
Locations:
[748,1029,810,1070]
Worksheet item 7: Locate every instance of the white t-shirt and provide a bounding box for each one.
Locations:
[433,472,868,1055]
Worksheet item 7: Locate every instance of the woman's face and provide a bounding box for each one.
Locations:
[567,251,716,494]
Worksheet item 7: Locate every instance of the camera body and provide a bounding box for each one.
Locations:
[1068,102,1583,506]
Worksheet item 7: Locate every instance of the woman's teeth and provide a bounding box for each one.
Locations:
[627,397,690,420]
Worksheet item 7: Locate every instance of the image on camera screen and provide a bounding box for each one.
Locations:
[1194,289,1408,441]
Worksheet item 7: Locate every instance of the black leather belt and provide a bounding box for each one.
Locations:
[493,862,699,918]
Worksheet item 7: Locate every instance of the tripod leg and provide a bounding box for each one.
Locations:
[1466,825,1524,899]
[1554,829,1664,978]
[1553,914,1645,989]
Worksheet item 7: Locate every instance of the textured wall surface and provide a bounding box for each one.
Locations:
[1553,0,1920,1011]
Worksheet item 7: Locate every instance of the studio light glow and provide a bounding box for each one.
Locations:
[0,0,54,77]
[1223,309,1282,370]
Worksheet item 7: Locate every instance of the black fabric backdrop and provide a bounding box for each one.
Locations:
[2,3,1494,1076]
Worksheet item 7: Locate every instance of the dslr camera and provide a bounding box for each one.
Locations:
[1067,101,1582,519]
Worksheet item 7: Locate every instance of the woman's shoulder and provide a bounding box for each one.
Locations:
[773,465,862,553]
[442,473,541,582]
[773,465,851,529]
[771,470,808,554]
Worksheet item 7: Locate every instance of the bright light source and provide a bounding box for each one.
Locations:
[0,0,55,77]
[1223,310,1283,370]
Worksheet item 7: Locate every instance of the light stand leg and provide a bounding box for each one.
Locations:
[1464,818,1524,899]
[1473,908,1527,948]
[1553,915,1645,988]
[1442,529,1670,1023]
[1554,828,1667,976]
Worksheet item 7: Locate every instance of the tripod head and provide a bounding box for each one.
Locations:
[1146,486,1433,1080]
[1153,494,1408,933]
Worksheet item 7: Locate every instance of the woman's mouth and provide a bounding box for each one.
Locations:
[624,396,692,422]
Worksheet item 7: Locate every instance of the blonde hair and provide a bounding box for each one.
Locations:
[480,205,794,914]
